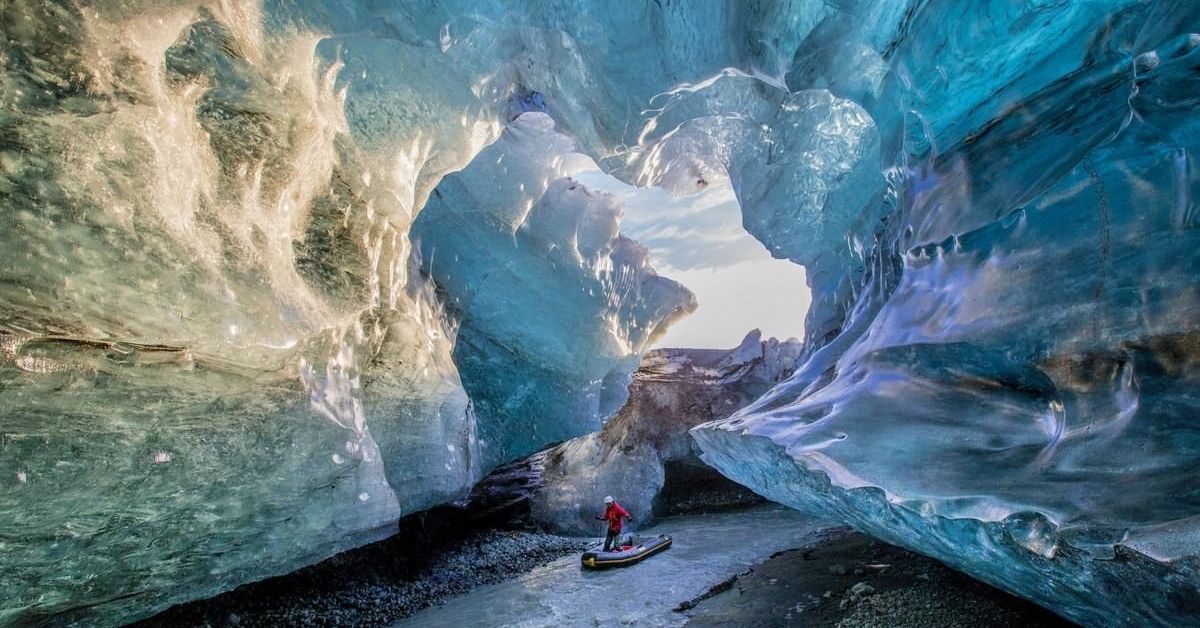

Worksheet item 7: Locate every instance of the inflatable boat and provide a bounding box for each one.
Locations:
[580,534,672,569]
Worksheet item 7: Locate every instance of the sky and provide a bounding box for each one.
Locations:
[572,169,810,349]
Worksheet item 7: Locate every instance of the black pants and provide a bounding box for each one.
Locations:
[604,529,622,552]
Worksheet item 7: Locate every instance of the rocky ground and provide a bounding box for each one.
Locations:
[136,508,1080,628]
[133,524,590,628]
[679,527,1076,628]
[133,431,1076,628]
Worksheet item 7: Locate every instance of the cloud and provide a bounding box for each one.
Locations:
[573,167,809,348]
[574,169,770,271]
[655,259,809,348]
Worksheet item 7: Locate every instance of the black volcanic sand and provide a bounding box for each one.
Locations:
[679,527,1076,628]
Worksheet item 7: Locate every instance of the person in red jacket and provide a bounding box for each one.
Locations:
[597,495,633,551]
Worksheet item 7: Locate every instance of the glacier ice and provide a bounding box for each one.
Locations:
[412,112,695,467]
[0,2,495,624]
[690,2,1200,627]
[0,1,700,623]
[3,0,1200,625]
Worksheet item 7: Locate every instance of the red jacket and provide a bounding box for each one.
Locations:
[602,502,631,532]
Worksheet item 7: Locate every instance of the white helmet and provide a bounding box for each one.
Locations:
[604,496,614,504]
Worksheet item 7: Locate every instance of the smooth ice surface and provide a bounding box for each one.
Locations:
[394,506,826,628]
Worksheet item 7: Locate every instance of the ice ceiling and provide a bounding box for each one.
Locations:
[2,0,1199,625]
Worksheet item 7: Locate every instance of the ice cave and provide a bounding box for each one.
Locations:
[2,1,1199,626]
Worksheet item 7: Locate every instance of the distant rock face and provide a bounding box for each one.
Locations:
[529,330,802,534]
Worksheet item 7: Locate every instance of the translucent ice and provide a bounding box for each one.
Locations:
[412,113,695,467]
[692,2,1200,626]
[0,3,492,623]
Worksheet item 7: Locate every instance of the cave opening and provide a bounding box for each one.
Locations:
[571,163,811,349]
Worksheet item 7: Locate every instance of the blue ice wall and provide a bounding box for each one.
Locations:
[690,2,1200,626]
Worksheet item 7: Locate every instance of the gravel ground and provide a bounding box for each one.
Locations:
[680,528,1076,628]
[130,445,770,628]
[133,529,591,627]
[136,513,1077,628]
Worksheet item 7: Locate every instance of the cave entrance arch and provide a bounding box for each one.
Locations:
[572,162,810,349]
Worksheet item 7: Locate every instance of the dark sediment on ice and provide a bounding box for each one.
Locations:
[679,528,1076,628]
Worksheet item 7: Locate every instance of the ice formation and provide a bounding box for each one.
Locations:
[3,0,1200,625]
[412,113,695,468]
[690,3,1200,627]
[0,1,687,623]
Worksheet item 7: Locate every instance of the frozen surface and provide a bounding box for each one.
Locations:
[394,505,826,628]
